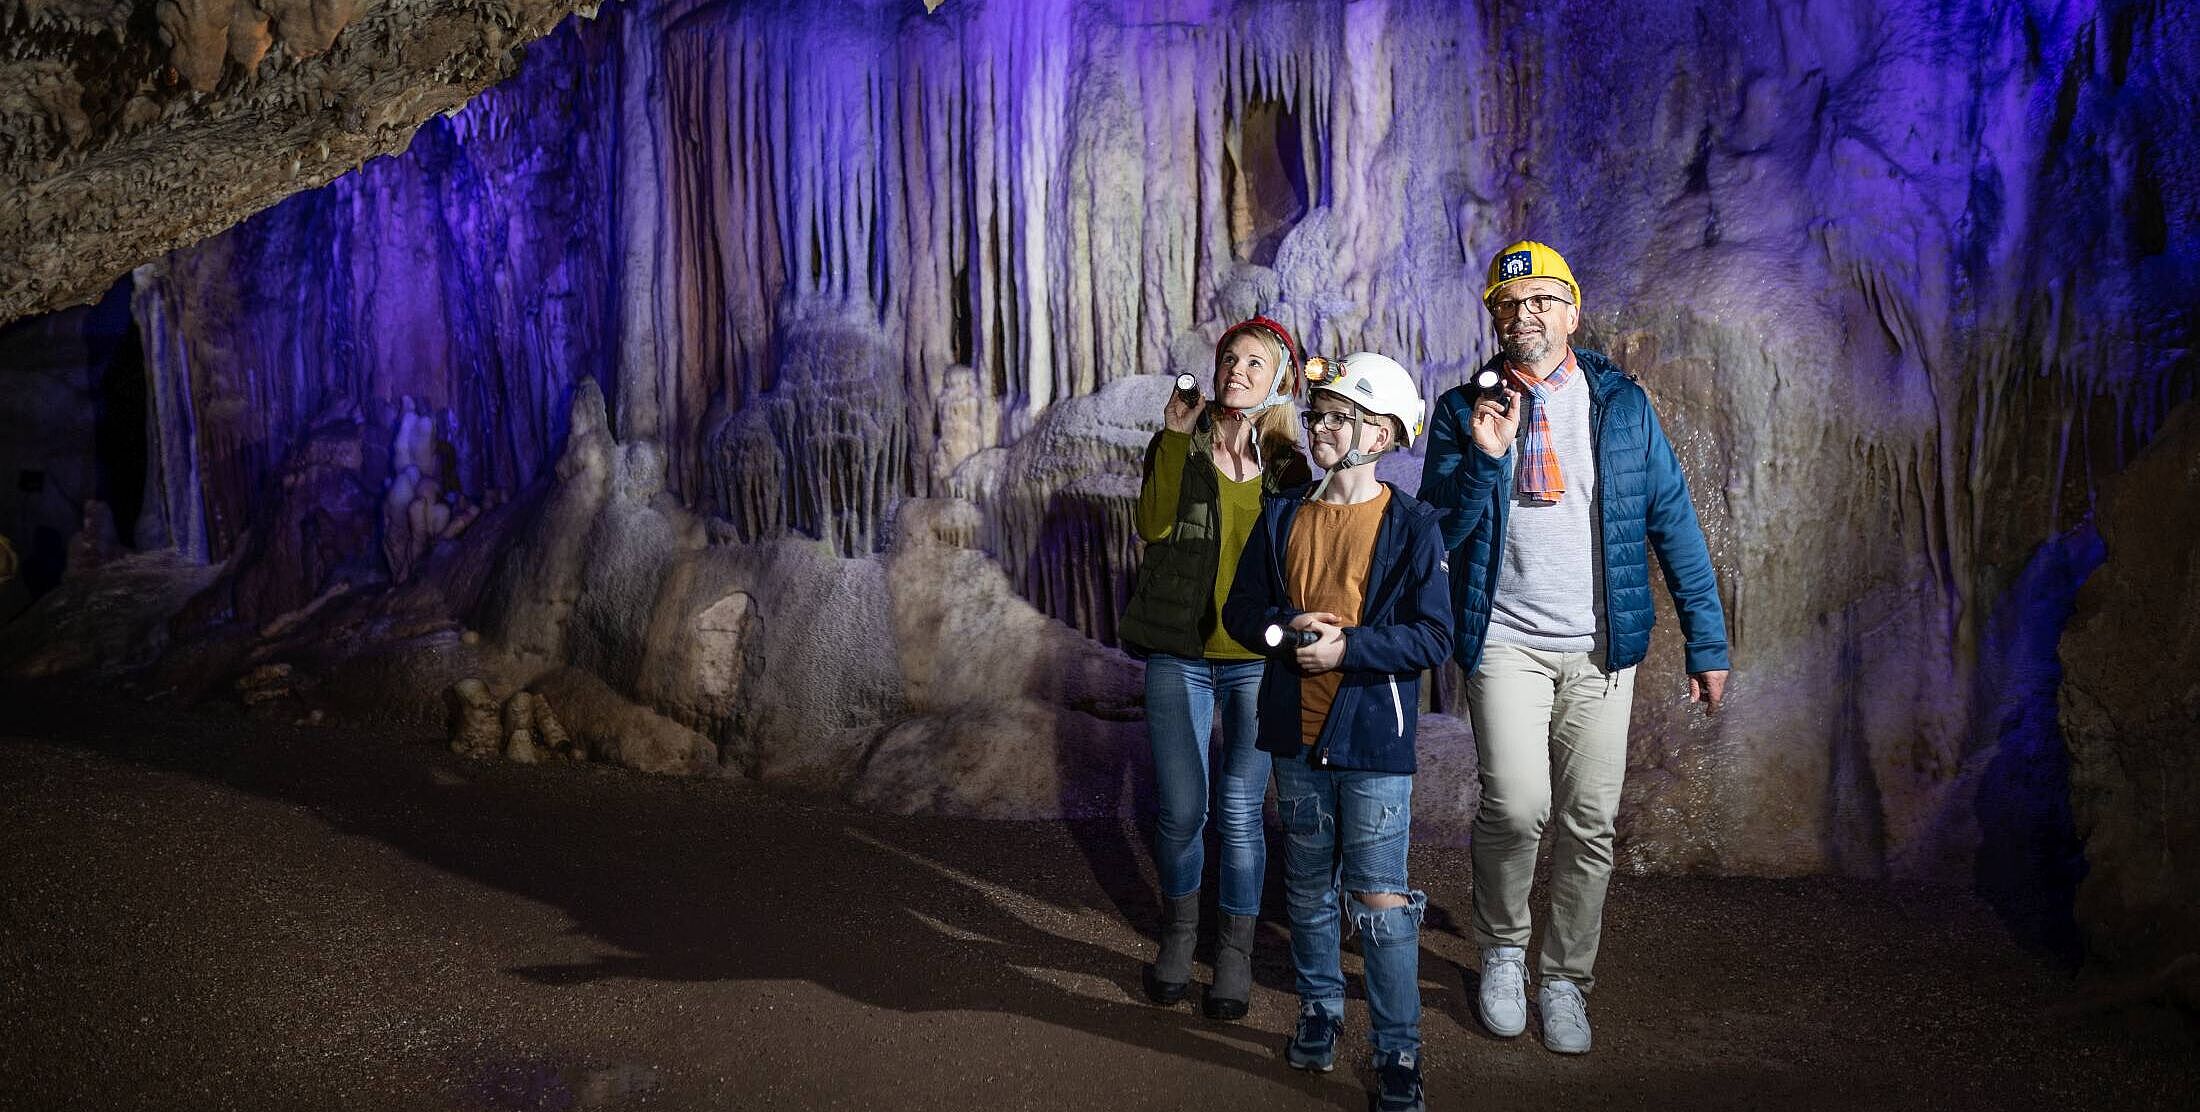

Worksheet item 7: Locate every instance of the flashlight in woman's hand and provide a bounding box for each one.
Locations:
[1174,373,1201,408]
[1265,623,1320,650]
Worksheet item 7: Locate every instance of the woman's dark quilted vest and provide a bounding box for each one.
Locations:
[1119,420,1310,658]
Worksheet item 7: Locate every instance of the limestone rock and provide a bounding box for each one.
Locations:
[566,439,687,694]
[0,552,222,679]
[64,500,124,578]
[981,374,1161,645]
[444,678,501,759]
[234,410,375,625]
[532,694,573,757]
[475,380,617,668]
[500,690,572,762]
[930,364,998,490]
[704,311,908,555]
[2060,401,2200,971]
[669,539,906,792]
[505,730,541,764]
[530,667,718,776]
[236,662,295,707]
[4,0,597,322]
[381,397,466,585]
[848,497,1145,818]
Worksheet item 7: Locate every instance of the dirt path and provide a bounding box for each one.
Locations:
[0,693,2193,1111]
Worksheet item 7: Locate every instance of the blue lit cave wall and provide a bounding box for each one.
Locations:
[1,0,2194,971]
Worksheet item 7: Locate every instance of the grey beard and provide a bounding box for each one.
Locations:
[1500,332,1551,365]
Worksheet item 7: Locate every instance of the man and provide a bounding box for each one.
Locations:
[1417,241,1731,1055]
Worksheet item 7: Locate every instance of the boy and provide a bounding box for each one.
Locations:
[1223,351,1452,1112]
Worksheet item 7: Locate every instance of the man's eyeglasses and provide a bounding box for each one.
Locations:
[1486,293,1573,318]
[1300,410,1371,433]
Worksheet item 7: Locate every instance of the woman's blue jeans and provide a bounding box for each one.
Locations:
[1272,754,1424,1055]
[1143,654,1270,916]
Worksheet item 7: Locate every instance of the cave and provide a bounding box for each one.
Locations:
[1228,95,1314,266]
[0,0,2195,1107]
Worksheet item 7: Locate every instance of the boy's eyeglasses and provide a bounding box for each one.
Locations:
[1299,410,1368,433]
[1486,293,1573,318]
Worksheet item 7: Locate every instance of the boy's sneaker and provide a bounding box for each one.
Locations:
[1373,1048,1425,1112]
[1477,945,1529,1037]
[1538,979,1592,1054]
[1284,1004,1340,1072]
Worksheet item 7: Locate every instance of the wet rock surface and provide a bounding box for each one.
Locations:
[2,685,2195,1112]
[2061,402,2200,974]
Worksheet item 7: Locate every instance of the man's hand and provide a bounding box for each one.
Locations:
[1688,669,1729,714]
[1291,611,1347,674]
[1163,389,1206,434]
[1469,385,1521,458]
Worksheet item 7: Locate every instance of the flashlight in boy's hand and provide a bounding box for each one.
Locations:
[1472,367,1513,415]
[1264,623,1320,650]
[1173,373,1201,408]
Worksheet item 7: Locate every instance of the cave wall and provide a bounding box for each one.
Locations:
[0,277,142,608]
[3,0,2196,963]
[120,14,620,624]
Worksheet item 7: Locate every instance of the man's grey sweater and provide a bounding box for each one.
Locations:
[1486,371,1603,653]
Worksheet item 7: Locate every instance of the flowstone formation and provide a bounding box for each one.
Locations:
[1,0,2195,971]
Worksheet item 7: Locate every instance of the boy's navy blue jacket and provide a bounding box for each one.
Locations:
[1220,482,1453,774]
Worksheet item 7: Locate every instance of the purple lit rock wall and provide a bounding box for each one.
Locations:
[3,0,2195,966]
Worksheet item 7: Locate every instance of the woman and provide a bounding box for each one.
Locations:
[1119,315,1311,1020]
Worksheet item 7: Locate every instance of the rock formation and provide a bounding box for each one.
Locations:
[1,0,2194,973]
[2061,402,2200,972]
[0,0,599,321]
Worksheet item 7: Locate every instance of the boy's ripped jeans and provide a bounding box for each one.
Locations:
[1273,757,1425,1055]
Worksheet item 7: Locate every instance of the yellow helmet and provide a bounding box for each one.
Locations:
[1484,240,1581,312]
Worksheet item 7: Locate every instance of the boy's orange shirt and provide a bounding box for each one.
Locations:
[1282,487,1392,750]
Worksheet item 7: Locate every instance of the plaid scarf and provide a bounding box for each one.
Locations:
[1505,347,1578,504]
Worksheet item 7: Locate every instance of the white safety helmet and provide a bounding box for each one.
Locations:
[1308,351,1426,450]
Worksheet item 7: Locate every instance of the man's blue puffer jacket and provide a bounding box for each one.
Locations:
[1418,348,1730,676]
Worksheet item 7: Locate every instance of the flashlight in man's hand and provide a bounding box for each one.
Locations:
[1264,623,1320,650]
[1472,367,1513,416]
[1174,373,1201,408]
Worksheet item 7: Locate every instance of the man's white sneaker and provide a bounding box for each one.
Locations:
[1476,946,1529,1037]
[1538,979,1592,1054]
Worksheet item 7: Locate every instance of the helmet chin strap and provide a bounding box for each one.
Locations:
[1230,362,1296,421]
[1310,417,1385,501]
[1222,360,1293,481]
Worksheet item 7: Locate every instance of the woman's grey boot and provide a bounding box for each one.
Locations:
[1203,912,1257,1020]
[1143,893,1200,1004]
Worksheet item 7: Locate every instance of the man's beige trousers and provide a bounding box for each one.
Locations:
[1465,641,1637,989]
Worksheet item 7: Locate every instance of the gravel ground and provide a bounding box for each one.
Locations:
[1,685,2194,1112]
